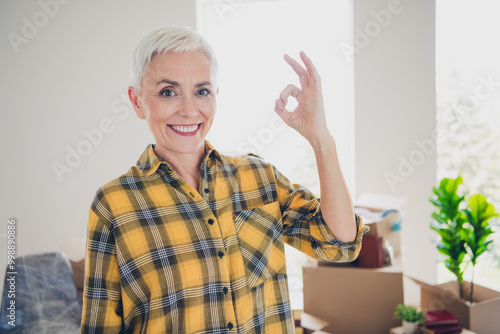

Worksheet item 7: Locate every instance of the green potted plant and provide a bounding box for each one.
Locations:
[429,175,498,302]
[461,194,498,302]
[429,175,467,299]
[393,304,425,334]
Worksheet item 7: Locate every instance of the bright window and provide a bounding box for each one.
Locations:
[436,0,500,290]
[197,0,354,309]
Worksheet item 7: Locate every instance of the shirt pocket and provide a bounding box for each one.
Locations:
[233,201,286,288]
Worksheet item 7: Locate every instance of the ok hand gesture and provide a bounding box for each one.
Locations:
[274,51,330,144]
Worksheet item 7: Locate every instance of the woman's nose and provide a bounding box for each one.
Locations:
[178,96,198,117]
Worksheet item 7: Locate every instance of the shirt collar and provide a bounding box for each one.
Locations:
[202,140,225,166]
[136,141,225,177]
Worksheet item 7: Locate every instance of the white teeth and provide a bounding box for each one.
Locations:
[170,124,199,133]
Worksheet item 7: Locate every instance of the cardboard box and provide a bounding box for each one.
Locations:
[303,262,403,334]
[364,209,401,257]
[412,278,500,334]
[294,310,332,334]
[390,326,476,334]
[355,193,405,257]
[69,259,85,303]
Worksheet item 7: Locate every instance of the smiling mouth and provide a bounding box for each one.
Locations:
[168,123,201,134]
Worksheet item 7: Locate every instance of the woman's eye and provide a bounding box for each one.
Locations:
[197,89,211,96]
[160,89,175,97]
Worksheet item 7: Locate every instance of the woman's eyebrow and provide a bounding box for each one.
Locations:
[155,79,212,88]
[156,79,179,87]
[196,81,212,87]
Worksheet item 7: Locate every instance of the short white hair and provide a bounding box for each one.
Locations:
[130,25,218,93]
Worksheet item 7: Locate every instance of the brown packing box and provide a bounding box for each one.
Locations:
[293,310,332,334]
[60,236,87,303]
[354,193,405,258]
[390,326,477,334]
[303,260,404,334]
[356,207,402,257]
[411,278,500,334]
[70,259,85,303]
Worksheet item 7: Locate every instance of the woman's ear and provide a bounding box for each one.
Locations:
[128,86,145,119]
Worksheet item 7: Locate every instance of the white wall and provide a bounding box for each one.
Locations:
[0,0,196,293]
[353,0,437,288]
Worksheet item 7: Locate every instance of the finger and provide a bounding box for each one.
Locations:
[284,54,309,88]
[274,98,285,114]
[300,51,321,85]
[279,84,301,107]
[274,98,290,123]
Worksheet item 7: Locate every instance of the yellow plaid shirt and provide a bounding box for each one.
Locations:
[81,141,367,334]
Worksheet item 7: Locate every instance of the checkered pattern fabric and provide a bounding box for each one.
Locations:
[81,141,367,333]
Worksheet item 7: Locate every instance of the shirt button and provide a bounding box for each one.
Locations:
[218,251,224,259]
[223,287,228,294]
[227,322,233,330]
[204,188,209,193]
[208,218,214,225]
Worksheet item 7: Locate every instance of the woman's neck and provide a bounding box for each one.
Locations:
[154,145,205,192]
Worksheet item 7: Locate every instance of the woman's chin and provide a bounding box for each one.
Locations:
[156,140,206,157]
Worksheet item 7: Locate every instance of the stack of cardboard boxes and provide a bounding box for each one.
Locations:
[303,194,405,334]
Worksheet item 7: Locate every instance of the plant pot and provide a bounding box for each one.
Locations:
[412,278,500,334]
[402,321,418,334]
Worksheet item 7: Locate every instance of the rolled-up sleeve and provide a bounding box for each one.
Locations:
[274,166,369,262]
[81,196,123,333]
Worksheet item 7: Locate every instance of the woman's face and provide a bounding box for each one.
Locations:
[130,50,217,159]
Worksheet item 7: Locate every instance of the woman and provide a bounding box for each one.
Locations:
[81,25,367,334]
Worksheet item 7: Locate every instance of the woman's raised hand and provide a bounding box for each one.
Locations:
[274,51,330,144]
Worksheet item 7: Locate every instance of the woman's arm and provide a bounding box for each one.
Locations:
[81,206,123,333]
[274,51,356,243]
